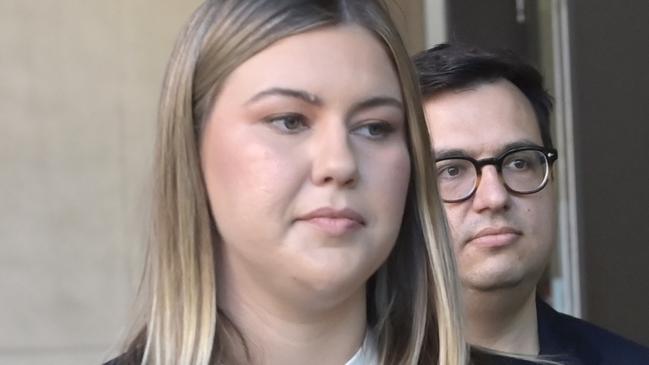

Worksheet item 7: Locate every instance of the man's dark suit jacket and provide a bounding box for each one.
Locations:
[537,298,649,364]
[473,298,649,365]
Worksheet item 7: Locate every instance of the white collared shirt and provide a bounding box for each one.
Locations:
[344,331,378,365]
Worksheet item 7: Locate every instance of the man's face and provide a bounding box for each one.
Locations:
[424,79,556,292]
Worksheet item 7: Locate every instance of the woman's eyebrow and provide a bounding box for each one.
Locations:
[246,90,403,120]
[348,96,403,117]
[245,87,322,106]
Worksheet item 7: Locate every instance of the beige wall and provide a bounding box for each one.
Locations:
[386,0,426,54]
[0,1,200,364]
[386,0,447,54]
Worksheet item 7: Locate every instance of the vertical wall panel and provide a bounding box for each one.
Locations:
[570,0,649,347]
[0,1,201,364]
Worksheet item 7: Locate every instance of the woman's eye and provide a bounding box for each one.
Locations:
[266,114,308,133]
[353,121,395,139]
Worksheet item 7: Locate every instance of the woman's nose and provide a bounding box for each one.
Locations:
[310,124,359,188]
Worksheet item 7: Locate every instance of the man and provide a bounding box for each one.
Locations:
[413,43,649,364]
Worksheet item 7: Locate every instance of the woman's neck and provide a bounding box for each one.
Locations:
[219,280,368,365]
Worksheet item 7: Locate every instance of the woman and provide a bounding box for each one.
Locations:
[110,0,466,364]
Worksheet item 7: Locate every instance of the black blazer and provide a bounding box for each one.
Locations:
[537,298,649,364]
[471,298,649,365]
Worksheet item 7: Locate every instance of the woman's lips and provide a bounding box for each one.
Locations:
[296,207,365,236]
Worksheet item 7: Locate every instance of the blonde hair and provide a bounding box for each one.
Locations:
[122,1,468,364]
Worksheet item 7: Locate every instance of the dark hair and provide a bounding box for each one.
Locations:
[413,43,554,149]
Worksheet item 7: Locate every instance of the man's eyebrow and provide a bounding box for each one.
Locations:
[434,140,543,160]
[245,87,323,106]
[500,140,544,153]
[434,148,468,160]
[348,96,404,117]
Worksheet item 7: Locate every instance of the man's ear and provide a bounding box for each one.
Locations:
[549,164,557,180]
[549,165,559,200]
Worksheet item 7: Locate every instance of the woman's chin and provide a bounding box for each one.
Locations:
[286,260,372,309]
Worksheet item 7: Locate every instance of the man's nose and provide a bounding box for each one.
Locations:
[310,124,359,188]
[471,165,509,211]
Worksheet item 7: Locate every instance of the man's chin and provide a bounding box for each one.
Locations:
[461,270,526,292]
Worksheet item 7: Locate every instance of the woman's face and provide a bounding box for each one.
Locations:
[201,25,410,310]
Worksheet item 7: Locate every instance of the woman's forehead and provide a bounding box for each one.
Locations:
[218,25,402,104]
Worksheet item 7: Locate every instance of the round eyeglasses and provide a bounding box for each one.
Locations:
[435,146,558,203]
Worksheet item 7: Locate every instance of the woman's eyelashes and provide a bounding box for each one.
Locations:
[265,113,309,134]
[263,112,399,140]
[352,120,397,140]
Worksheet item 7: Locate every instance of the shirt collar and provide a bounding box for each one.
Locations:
[345,330,378,365]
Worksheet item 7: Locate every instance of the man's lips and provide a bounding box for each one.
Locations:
[466,227,522,248]
[296,207,365,235]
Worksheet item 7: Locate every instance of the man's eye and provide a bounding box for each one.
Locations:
[266,114,308,133]
[437,163,468,179]
[353,121,395,139]
[506,158,530,170]
[443,166,460,177]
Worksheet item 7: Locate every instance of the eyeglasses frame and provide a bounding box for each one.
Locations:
[434,146,559,203]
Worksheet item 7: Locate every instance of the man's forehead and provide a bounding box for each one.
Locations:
[424,80,543,158]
